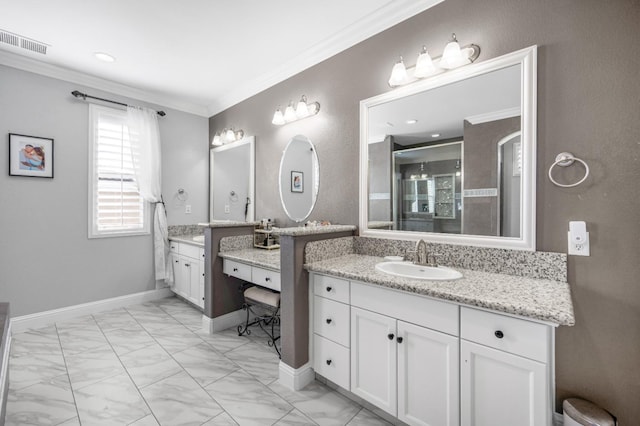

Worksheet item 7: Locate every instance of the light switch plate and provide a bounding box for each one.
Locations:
[185,204,191,214]
[224,205,230,214]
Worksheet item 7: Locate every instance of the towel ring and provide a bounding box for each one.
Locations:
[548,152,589,188]
[176,188,189,201]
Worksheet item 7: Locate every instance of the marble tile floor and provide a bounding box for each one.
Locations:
[5,296,392,426]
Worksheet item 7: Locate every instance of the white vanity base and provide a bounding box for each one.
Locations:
[279,361,314,391]
[202,309,246,333]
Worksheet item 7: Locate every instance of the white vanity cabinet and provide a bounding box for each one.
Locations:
[169,241,205,309]
[460,307,551,426]
[309,272,557,426]
[222,259,281,292]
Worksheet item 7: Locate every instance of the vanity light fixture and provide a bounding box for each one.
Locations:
[271,95,320,126]
[388,33,480,88]
[211,128,245,147]
[406,119,418,125]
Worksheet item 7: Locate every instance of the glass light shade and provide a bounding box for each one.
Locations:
[439,34,468,69]
[414,47,436,78]
[296,99,309,118]
[235,130,244,140]
[272,108,285,125]
[212,133,222,146]
[225,128,235,142]
[284,103,297,122]
[388,57,408,86]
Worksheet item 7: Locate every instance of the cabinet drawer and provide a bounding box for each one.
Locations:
[252,267,281,292]
[313,334,350,390]
[460,307,550,363]
[223,259,252,282]
[181,243,200,259]
[314,297,350,347]
[313,275,350,304]
[199,248,205,262]
[351,281,459,336]
[169,241,180,253]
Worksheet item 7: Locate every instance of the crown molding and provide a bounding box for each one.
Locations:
[0,49,210,117]
[206,0,445,116]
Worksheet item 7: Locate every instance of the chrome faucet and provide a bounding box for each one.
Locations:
[414,239,428,266]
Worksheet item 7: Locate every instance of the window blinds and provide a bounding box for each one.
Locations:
[90,106,145,235]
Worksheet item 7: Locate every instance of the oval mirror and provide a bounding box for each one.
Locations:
[279,135,319,222]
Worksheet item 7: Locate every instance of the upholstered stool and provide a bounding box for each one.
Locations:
[237,285,281,357]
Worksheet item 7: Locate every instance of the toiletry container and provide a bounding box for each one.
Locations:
[563,398,615,426]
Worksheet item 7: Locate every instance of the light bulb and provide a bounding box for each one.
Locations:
[295,95,309,118]
[388,56,408,86]
[225,128,235,142]
[414,46,436,78]
[284,102,297,122]
[212,133,222,146]
[272,108,285,125]
[439,33,468,69]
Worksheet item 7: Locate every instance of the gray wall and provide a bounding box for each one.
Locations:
[0,65,208,316]
[209,0,640,422]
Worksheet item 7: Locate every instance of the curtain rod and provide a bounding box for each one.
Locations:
[71,90,166,116]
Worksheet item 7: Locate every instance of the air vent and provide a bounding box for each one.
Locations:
[0,29,48,55]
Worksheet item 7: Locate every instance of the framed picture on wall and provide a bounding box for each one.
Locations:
[291,171,303,193]
[8,133,54,178]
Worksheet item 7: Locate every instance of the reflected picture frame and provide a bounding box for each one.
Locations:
[291,171,303,193]
[9,133,54,178]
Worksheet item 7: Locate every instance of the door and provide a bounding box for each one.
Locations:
[460,340,548,426]
[397,321,459,426]
[350,307,397,416]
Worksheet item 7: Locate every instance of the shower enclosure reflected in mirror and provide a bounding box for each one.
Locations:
[360,46,537,250]
[279,134,319,222]
[209,136,255,222]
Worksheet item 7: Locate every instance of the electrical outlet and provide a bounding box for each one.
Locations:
[224,205,230,214]
[185,204,191,214]
[568,221,590,256]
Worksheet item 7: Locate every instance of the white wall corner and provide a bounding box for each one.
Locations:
[279,361,315,391]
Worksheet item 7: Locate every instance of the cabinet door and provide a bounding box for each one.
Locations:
[460,340,548,426]
[177,256,190,298]
[398,321,459,426]
[186,259,200,305]
[197,259,205,309]
[170,253,180,291]
[350,307,397,416]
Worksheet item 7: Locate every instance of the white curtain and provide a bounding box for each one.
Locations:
[127,106,170,282]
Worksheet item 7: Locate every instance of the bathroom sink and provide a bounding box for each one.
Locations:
[192,235,205,243]
[375,261,463,281]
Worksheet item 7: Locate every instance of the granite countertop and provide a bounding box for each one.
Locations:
[271,224,357,236]
[305,254,574,326]
[198,221,259,228]
[219,248,281,271]
[169,235,204,247]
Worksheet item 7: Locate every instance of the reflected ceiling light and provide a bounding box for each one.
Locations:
[211,128,245,147]
[406,119,418,124]
[431,133,441,138]
[272,95,320,126]
[94,52,115,62]
[388,33,480,88]
[388,56,408,86]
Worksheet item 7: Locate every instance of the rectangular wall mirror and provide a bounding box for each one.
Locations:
[360,46,537,250]
[210,136,255,222]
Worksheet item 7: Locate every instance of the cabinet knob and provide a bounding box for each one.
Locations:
[326,359,332,366]
[175,260,179,263]
[265,277,271,282]
[397,336,403,343]
[326,318,332,324]
[202,297,205,300]
[387,333,395,340]
[326,286,332,292]
[202,273,205,277]
[494,330,504,339]
[185,264,190,267]
[233,268,238,272]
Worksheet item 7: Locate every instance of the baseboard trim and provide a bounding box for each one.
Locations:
[11,288,174,333]
[201,309,246,333]
[279,361,314,391]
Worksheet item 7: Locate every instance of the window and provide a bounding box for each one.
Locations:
[88,105,148,238]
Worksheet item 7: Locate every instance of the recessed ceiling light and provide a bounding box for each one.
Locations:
[406,119,418,124]
[431,133,441,138]
[94,52,115,63]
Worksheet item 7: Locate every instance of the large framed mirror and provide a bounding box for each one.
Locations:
[360,46,537,250]
[209,136,255,222]
[279,134,320,222]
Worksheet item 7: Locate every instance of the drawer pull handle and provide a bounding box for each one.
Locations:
[494,330,504,339]
[326,286,332,292]
[202,297,205,300]
[265,277,271,282]
[185,264,190,267]
[397,336,403,343]
[202,273,205,277]
[175,260,179,263]
[387,333,395,340]
[326,318,332,324]
[233,268,238,272]
[326,359,332,365]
